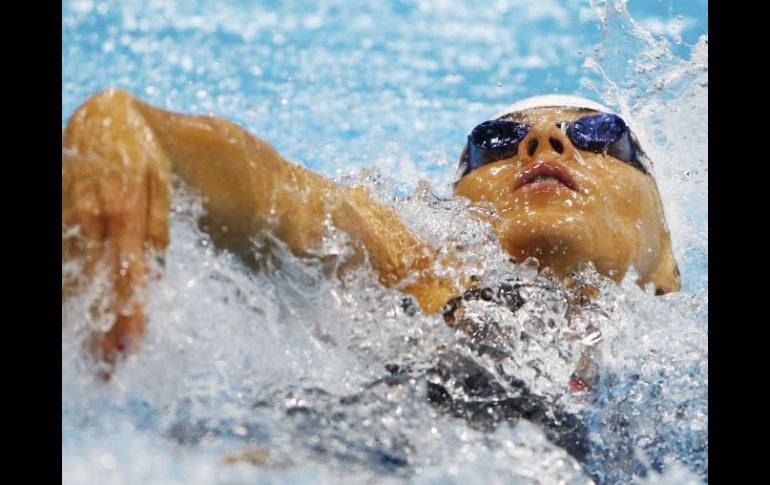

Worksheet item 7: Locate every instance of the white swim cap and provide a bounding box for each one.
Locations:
[493,94,614,119]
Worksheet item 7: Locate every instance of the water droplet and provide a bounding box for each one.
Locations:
[100,453,116,469]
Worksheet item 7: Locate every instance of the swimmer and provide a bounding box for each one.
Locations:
[61,89,680,360]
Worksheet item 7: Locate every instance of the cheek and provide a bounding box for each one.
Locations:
[585,166,665,245]
[455,165,517,203]
[582,161,640,211]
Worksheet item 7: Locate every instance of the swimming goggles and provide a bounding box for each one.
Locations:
[460,111,652,176]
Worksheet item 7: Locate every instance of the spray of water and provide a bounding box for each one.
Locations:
[584,0,708,294]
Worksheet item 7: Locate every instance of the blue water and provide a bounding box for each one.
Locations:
[61,0,707,183]
[62,1,708,483]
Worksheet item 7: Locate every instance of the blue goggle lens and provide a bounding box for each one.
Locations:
[466,120,530,173]
[462,112,650,176]
[565,113,626,152]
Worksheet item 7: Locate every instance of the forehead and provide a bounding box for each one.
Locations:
[496,106,604,124]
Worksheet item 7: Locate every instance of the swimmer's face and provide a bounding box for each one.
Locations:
[454,107,680,293]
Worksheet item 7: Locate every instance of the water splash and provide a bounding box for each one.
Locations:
[574,9,708,476]
[63,180,600,483]
[64,170,707,484]
[583,0,708,293]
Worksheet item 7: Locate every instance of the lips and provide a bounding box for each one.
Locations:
[512,161,579,192]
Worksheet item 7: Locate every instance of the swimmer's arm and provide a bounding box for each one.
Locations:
[134,96,460,312]
[63,89,458,357]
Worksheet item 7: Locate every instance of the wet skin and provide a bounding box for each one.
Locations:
[455,107,680,293]
[62,90,679,361]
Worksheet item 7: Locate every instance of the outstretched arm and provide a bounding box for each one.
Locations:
[63,89,459,358]
[137,94,460,306]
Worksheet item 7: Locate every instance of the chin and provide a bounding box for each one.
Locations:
[498,211,631,281]
[504,236,590,277]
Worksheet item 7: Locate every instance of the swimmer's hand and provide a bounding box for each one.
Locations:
[62,89,172,361]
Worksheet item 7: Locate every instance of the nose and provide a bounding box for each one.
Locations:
[517,122,576,165]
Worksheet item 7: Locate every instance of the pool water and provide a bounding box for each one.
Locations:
[62,1,708,483]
